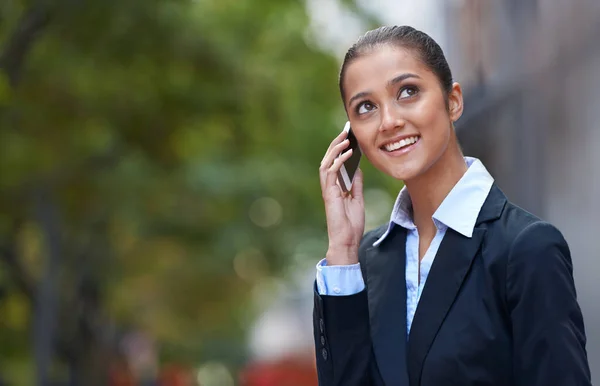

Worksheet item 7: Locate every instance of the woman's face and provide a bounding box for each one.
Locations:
[342,44,463,182]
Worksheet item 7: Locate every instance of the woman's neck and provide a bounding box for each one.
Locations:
[405,141,468,234]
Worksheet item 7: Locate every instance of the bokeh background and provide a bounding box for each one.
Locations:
[0,0,598,384]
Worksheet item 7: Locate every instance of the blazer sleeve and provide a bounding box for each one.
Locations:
[313,286,376,386]
[507,221,592,386]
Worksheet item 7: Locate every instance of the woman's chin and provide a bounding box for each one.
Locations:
[379,166,419,182]
[392,170,419,182]
[379,159,426,182]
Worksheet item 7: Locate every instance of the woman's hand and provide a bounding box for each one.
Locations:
[319,130,365,265]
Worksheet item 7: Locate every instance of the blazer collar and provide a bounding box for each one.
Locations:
[475,184,506,226]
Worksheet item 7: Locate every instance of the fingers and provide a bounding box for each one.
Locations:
[320,130,348,170]
[325,148,354,189]
[321,139,349,171]
[325,129,348,155]
[319,139,349,187]
[350,168,364,200]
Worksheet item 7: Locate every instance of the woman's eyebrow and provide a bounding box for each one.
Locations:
[347,73,421,107]
[388,73,420,87]
[348,91,370,107]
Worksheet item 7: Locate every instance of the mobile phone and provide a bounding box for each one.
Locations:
[337,121,362,192]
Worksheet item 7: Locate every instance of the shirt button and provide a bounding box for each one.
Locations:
[333,287,341,294]
[322,348,328,361]
[321,336,325,346]
[320,318,324,333]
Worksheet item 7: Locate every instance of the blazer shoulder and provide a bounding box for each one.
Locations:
[504,203,570,259]
[501,201,559,234]
[490,200,567,255]
[501,201,541,231]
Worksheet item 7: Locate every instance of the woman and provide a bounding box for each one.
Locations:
[313,26,591,386]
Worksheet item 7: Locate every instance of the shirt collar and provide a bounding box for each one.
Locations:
[373,157,494,246]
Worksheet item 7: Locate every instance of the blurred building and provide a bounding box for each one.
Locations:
[445,0,600,379]
[300,0,600,381]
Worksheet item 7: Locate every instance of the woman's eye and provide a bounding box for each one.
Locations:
[357,102,375,114]
[399,86,418,99]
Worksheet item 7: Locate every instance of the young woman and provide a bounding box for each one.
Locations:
[313,26,591,386]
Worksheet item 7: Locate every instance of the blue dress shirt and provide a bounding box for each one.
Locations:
[316,157,495,335]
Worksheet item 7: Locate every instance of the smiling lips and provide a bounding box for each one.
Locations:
[382,136,420,152]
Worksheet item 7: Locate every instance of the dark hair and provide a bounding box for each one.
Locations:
[339,26,453,104]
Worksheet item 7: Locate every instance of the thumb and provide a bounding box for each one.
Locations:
[350,168,364,199]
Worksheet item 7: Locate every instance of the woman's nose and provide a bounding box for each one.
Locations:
[378,103,405,133]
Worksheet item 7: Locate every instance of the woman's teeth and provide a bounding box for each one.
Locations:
[383,136,420,152]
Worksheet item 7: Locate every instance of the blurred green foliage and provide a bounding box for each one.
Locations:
[0,0,393,383]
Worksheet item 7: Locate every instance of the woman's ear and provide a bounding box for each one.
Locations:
[448,82,464,123]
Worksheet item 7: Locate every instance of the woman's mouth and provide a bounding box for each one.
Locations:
[381,136,421,155]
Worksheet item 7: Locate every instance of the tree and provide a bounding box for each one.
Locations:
[0,0,391,383]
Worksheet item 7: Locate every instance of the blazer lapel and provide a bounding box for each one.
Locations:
[406,228,485,385]
[406,184,506,386]
[366,225,410,386]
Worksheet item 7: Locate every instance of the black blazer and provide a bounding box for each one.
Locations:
[313,185,592,386]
